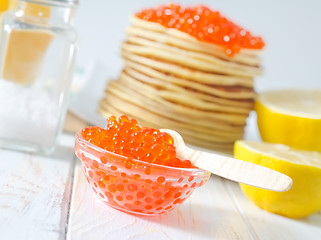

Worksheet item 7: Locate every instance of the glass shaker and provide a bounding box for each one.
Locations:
[0,0,78,154]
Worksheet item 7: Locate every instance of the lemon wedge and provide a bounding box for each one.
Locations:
[234,140,321,218]
[0,0,9,13]
[255,89,321,152]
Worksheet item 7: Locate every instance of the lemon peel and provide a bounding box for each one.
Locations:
[234,140,321,218]
[255,89,321,152]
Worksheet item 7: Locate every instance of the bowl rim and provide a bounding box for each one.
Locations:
[75,130,209,175]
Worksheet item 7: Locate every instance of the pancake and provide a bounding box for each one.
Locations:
[126,25,261,66]
[100,99,244,139]
[122,40,261,77]
[130,16,261,60]
[99,98,244,143]
[123,65,256,100]
[119,70,253,115]
[124,61,255,108]
[102,83,247,130]
[99,7,264,151]
[122,52,255,87]
[108,77,248,125]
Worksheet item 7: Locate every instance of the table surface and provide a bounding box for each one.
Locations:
[1,133,321,240]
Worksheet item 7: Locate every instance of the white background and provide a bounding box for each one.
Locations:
[74,0,321,93]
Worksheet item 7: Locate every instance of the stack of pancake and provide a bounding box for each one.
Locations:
[99,15,263,153]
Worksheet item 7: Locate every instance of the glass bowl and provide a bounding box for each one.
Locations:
[75,131,210,216]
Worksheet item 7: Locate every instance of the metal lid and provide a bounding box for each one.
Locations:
[52,0,79,4]
[26,0,79,6]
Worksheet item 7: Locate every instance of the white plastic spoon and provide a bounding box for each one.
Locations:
[160,129,292,192]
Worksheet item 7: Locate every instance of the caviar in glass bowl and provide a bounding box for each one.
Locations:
[74,116,210,215]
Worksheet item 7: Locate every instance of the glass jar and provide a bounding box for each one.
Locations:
[0,0,78,154]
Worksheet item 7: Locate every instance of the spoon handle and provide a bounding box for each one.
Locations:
[186,149,292,192]
[160,129,292,192]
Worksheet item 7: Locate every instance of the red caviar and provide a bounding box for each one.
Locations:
[81,115,193,168]
[135,4,265,56]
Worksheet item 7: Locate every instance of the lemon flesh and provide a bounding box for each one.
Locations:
[255,89,321,152]
[234,140,321,218]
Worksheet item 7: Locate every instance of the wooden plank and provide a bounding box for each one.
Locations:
[67,163,254,240]
[0,134,75,240]
[225,180,321,240]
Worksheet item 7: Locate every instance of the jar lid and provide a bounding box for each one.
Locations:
[26,0,79,6]
[51,0,79,5]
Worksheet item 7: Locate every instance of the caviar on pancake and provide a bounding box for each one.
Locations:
[135,3,265,56]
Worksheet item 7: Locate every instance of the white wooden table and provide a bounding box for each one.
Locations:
[1,133,320,240]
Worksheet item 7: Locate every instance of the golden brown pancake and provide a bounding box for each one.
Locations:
[122,42,261,77]
[130,16,261,61]
[122,52,255,87]
[99,14,263,151]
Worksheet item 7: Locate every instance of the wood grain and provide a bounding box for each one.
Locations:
[1,131,320,239]
[66,163,254,240]
[0,134,75,240]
